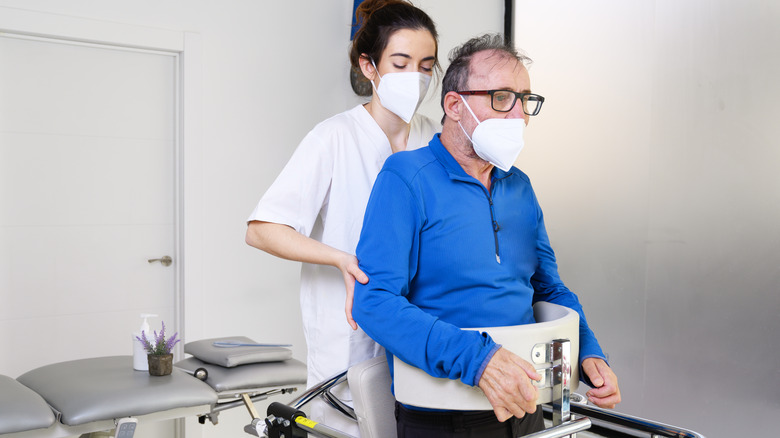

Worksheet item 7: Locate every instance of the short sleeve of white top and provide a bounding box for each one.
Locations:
[247,104,439,384]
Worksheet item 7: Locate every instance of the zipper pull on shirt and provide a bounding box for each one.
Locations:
[492,219,501,264]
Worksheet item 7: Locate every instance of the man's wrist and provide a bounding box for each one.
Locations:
[473,343,502,386]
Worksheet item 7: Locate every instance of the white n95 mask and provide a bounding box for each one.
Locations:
[371,60,432,123]
[458,97,525,172]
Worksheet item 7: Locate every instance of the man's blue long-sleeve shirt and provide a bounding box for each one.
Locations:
[354,134,605,389]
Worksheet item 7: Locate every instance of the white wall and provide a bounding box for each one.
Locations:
[0,1,503,436]
[515,1,780,436]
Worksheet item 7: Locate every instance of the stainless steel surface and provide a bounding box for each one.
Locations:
[551,339,571,426]
[522,417,592,438]
[566,403,706,438]
[321,387,356,421]
[147,255,172,267]
[532,342,553,364]
[290,370,348,411]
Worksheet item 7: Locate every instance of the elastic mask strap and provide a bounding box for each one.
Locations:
[457,120,474,144]
[369,59,382,92]
[460,96,481,125]
[457,97,480,143]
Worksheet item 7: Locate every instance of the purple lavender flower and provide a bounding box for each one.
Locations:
[137,322,180,355]
[165,332,181,353]
[135,331,153,352]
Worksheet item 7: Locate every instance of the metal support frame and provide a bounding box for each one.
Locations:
[523,417,592,438]
[566,402,706,438]
[532,339,572,428]
[290,370,350,415]
[198,386,298,426]
[551,339,572,427]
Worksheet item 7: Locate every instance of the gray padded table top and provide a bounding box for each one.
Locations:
[0,375,56,434]
[176,357,307,393]
[16,356,217,426]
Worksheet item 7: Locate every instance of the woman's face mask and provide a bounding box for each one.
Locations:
[371,59,432,123]
[458,97,526,172]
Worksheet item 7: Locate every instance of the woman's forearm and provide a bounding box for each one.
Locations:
[245,220,347,268]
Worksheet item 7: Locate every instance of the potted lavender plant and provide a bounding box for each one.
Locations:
[136,321,180,376]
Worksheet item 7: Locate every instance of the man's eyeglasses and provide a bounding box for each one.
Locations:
[456,90,545,116]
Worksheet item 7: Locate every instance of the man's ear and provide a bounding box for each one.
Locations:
[358,54,377,82]
[443,91,463,122]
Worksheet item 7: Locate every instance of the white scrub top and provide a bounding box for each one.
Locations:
[248,104,439,387]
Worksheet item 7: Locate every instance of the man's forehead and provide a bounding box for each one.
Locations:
[468,50,528,88]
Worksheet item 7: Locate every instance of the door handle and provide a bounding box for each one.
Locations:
[148,255,172,267]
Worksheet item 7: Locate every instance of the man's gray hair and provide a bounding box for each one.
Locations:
[440,33,532,121]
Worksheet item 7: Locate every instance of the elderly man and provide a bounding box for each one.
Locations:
[353,34,621,437]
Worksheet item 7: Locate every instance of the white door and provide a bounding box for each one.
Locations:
[0,34,177,435]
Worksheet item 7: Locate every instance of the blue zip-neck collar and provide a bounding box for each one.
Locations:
[428,134,515,185]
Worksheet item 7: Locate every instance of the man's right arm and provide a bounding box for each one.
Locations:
[353,168,496,386]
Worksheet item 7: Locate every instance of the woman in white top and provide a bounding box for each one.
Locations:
[246,0,439,430]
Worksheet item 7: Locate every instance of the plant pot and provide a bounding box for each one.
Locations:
[147,354,173,376]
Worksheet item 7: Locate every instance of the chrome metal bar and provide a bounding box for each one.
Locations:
[521,417,592,438]
[551,339,571,427]
[322,387,357,421]
[289,370,348,410]
[286,369,357,421]
[566,402,706,438]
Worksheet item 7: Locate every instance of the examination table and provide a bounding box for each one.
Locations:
[0,336,307,437]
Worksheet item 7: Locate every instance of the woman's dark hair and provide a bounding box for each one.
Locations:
[349,0,439,96]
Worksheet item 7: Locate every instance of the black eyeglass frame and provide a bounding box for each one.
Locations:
[456,90,545,115]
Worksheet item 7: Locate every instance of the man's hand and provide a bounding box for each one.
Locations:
[581,357,621,408]
[339,253,368,330]
[478,348,541,422]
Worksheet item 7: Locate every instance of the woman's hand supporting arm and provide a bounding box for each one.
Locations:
[246,221,367,329]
